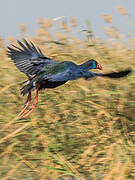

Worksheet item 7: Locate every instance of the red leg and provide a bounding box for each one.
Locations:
[22,83,40,118]
[18,92,31,117]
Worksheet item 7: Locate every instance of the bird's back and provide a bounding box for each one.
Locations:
[32,61,78,82]
[39,61,76,74]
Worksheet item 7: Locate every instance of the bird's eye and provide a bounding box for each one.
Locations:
[92,61,96,69]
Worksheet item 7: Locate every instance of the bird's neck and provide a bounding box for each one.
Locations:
[79,60,93,70]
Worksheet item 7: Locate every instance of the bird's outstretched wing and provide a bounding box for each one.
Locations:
[7,40,57,78]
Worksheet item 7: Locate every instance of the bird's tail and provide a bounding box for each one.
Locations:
[102,69,132,78]
[21,81,35,96]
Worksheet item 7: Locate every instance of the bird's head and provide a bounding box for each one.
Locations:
[79,59,102,71]
[89,59,103,70]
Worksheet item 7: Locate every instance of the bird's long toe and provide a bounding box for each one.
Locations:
[21,95,38,118]
[17,92,32,117]
[21,83,39,118]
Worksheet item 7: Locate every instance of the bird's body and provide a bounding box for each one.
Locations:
[21,60,102,95]
[7,40,131,118]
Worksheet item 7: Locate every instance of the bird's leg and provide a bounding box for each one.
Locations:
[17,91,31,117]
[22,83,40,118]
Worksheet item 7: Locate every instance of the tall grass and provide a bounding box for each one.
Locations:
[0,15,135,179]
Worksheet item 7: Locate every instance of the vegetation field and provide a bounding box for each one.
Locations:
[0,15,135,179]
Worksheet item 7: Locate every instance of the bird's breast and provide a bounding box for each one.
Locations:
[39,80,67,90]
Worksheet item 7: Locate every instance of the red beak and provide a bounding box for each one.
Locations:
[97,63,103,70]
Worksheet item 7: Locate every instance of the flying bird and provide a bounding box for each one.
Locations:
[7,40,131,118]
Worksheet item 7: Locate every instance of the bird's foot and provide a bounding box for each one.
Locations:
[21,95,38,118]
[17,92,31,117]
[18,83,39,118]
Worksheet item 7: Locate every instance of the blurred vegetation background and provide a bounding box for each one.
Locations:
[0,8,135,180]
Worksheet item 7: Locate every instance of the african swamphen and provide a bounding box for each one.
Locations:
[7,40,131,117]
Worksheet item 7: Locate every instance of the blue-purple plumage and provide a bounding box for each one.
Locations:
[7,40,131,96]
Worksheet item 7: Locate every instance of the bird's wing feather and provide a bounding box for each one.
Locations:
[7,39,57,77]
